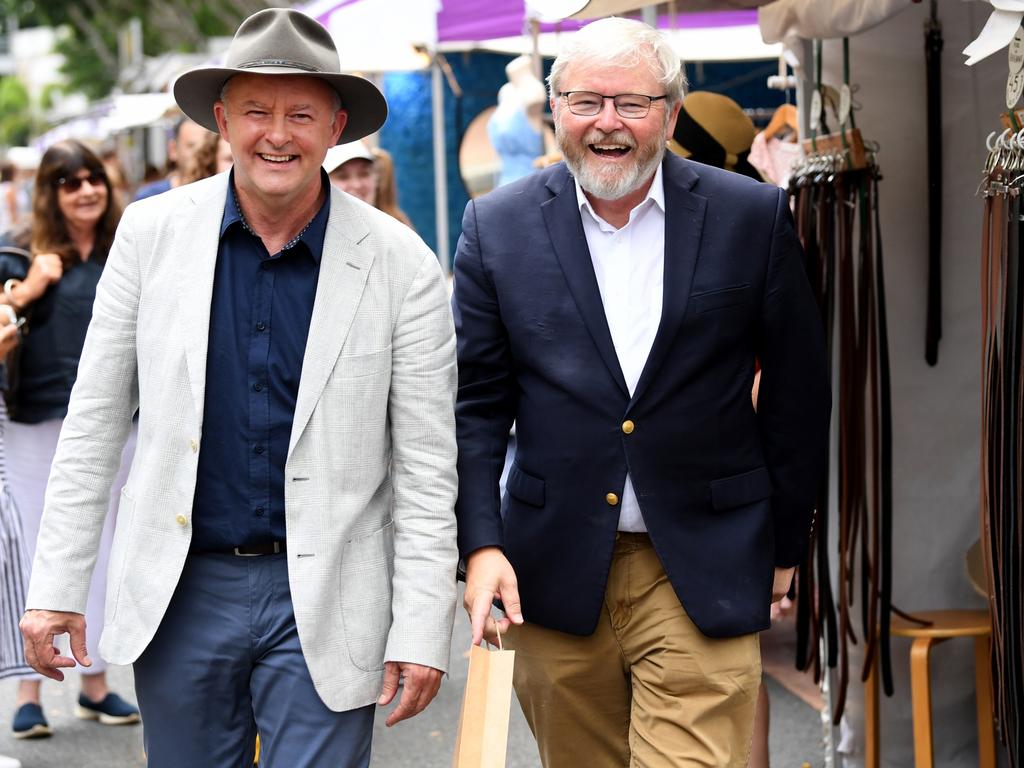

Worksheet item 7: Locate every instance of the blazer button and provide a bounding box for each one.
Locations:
[606,492,619,506]
[621,420,635,435]
[175,514,188,527]
[190,439,198,453]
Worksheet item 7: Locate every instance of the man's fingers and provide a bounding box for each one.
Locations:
[385,668,440,727]
[498,583,524,625]
[69,625,92,668]
[469,590,495,646]
[377,662,400,706]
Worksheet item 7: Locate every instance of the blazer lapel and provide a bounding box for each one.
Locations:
[629,157,707,408]
[288,191,373,457]
[176,175,228,419]
[542,168,629,397]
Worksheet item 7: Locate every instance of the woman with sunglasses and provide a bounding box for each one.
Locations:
[0,140,140,739]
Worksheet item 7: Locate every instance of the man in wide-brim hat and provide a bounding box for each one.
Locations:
[19,8,459,767]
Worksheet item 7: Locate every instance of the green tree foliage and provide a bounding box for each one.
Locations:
[0,76,33,145]
[2,0,272,100]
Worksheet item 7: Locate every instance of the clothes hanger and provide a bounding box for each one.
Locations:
[762,103,799,142]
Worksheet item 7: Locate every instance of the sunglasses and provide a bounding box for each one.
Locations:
[56,171,106,193]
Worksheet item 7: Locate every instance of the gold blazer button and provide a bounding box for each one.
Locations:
[621,420,635,435]
[605,492,619,506]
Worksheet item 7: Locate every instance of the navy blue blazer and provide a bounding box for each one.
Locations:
[452,154,830,639]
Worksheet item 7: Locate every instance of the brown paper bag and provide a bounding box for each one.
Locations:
[451,636,516,768]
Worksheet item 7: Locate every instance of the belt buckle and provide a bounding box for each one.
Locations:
[233,542,281,557]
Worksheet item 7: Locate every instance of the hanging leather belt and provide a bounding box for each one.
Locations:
[924,6,943,365]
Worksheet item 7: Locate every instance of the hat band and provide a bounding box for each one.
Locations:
[237,59,321,72]
[674,105,726,169]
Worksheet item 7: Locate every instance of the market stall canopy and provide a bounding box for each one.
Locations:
[758,0,914,43]
[296,0,779,65]
[31,92,178,149]
[527,0,769,20]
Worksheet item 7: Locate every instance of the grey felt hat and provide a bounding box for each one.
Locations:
[172,8,387,144]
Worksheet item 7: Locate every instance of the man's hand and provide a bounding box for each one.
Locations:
[377,661,442,727]
[772,566,796,603]
[463,547,523,646]
[19,609,90,681]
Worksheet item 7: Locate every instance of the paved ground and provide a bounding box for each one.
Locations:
[0,594,824,767]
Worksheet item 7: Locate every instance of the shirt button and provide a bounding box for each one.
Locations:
[175,514,188,526]
[255,507,265,517]
[606,492,619,506]
[254,445,264,454]
[621,420,635,435]
[190,439,198,453]
[253,383,263,392]
[255,321,266,332]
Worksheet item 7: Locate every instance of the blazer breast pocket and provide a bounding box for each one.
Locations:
[332,346,392,380]
[691,284,751,314]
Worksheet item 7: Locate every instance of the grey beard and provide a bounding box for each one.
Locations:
[561,139,665,201]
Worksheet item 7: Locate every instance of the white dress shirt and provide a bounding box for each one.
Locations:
[575,164,665,532]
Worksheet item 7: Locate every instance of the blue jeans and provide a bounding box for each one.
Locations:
[133,552,374,767]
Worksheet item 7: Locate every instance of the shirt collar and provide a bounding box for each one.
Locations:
[575,161,666,230]
[220,169,332,262]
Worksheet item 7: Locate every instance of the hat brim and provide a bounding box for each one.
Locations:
[173,67,388,145]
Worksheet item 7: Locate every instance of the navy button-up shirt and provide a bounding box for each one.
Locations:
[191,174,329,551]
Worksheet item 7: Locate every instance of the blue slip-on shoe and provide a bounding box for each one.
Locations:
[11,702,51,739]
[74,692,141,725]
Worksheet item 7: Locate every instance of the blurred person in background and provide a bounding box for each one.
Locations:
[0,307,25,768]
[2,149,37,231]
[133,116,210,200]
[324,141,412,228]
[371,147,412,229]
[0,140,140,739]
[180,131,233,184]
[99,146,131,210]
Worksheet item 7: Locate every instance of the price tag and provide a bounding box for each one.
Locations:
[838,84,852,126]
[1007,70,1024,110]
[1010,27,1024,74]
[809,90,822,132]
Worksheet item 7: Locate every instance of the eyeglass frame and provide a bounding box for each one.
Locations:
[55,171,107,193]
[557,90,669,119]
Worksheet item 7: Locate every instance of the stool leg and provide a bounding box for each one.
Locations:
[974,635,996,768]
[909,637,936,768]
[864,649,880,768]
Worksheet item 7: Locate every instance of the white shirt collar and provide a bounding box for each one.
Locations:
[575,162,666,231]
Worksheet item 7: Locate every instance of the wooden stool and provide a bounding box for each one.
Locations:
[864,609,995,768]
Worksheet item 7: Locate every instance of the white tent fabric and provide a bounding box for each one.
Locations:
[527,0,768,21]
[758,0,915,43]
[442,23,781,60]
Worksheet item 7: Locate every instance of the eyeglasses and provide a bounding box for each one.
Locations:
[55,171,106,193]
[559,91,668,119]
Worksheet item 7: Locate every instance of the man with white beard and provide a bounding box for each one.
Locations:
[451,16,830,768]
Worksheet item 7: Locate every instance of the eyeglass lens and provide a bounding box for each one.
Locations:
[565,92,654,118]
[58,172,105,192]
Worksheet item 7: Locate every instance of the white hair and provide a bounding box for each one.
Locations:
[547,17,686,108]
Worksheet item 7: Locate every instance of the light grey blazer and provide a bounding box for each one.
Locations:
[25,172,459,712]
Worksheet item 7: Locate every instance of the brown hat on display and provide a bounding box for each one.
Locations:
[669,91,762,181]
[173,8,387,145]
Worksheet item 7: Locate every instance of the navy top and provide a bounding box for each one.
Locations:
[0,231,105,423]
[191,174,329,552]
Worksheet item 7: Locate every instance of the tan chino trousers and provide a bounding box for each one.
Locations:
[505,533,761,768]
